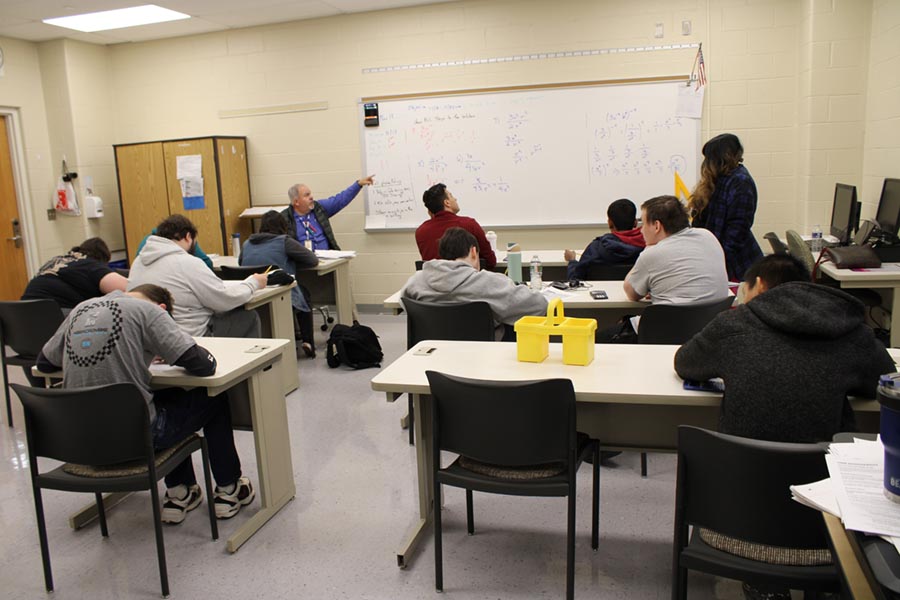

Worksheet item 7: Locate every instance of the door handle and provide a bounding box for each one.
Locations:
[9,219,21,248]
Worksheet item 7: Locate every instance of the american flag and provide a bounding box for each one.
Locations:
[694,44,707,89]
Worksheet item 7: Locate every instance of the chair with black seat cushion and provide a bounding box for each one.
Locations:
[13,382,218,598]
[672,426,839,599]
[402,297,495,445]
[763,232,788,256]
[634,295,734,476]
[638,296,734,346]
[0,299,64,427]
[425,371,600,600]
[584,262,634,281]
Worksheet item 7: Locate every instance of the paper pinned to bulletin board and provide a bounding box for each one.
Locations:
[176,154,205,210]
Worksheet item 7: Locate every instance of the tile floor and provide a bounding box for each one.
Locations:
[0,311,748,599]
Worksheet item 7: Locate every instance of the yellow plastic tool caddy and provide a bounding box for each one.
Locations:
[513,298,597,366]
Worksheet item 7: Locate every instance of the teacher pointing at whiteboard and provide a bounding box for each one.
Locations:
[281,175,375,251]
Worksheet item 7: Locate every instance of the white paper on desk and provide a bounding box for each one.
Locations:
[790,478,841,517]
[315,250,356,259]
[542,287,578,301]
[825,448,900,537]
[176,154,202,179]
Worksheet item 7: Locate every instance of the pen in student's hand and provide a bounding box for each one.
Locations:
[263,265,274,275]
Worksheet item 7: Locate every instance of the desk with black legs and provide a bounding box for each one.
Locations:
[35,337,295,553]
[371,341,881,568]
[818,262,900,347]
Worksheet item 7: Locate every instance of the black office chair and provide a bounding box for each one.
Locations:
[425,372,599,600]
[0,299,64,427]
[638,296,734,346]
[13,382,218,598]
[584,262,634,281]
[672,426,839,599]
[635,295,734,476]
[223,263,333,332]
[402,297,495,445]
[763,232,788,256]
[416,258,488,271]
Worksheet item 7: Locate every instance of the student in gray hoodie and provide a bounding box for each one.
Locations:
[129,215,267,338]
[401,227,547,332]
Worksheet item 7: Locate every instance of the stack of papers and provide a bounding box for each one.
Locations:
[315,250,356,259]
[791,437,900,552]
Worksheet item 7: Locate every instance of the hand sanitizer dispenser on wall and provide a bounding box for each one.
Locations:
[84,194,103,218]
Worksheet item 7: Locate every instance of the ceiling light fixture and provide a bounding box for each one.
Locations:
[43,4,190,33]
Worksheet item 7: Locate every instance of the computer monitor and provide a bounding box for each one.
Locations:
[876,178,900,238]
[830,183,859,245]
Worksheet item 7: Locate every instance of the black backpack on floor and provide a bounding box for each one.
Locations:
[326,323,383,370]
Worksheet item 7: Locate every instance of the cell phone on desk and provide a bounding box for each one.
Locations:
[682,379,724,393]
[551,281,569,290]
[590,290,608,300]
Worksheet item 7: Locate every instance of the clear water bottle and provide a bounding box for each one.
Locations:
[811,224,823,255]
[530,255,542,290]
[485,230,498,253]
[231,232,241,257]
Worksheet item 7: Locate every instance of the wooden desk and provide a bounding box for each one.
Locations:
[214,254,355,326]
[37,337,296,553]
[819,262,900,346]
[246,284,298,394]
[823,512,891,599]
[371,340,879,568]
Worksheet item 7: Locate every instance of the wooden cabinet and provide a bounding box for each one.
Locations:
[114,136,252,262]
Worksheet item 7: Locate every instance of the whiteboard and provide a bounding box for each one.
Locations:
[360,79,701,231]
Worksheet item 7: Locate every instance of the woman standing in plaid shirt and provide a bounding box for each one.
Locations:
[689,133,764,281]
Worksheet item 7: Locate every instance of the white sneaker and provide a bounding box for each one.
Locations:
[214,477,255,519]
[161,485,202,524]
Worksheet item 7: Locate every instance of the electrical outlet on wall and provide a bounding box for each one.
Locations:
[47,209,56,220]
[682,20,692,35]
[654,23,664,38]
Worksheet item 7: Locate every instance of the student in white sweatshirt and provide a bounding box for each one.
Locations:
[128,214,267,337]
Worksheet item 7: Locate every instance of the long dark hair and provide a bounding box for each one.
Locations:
[689,133,744,218]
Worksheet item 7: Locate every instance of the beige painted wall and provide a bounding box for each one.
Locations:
[0,37,55,266]
[102,0,825,304]
[862,0,900,219]
[0,0,892,305]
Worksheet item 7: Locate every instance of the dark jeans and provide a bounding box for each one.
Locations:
[294,285,314,345]
[152,387,241,489]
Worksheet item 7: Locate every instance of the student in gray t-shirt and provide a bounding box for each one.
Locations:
[599,195,729,342]
[37,285,255,524]
[625,195,729,306]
